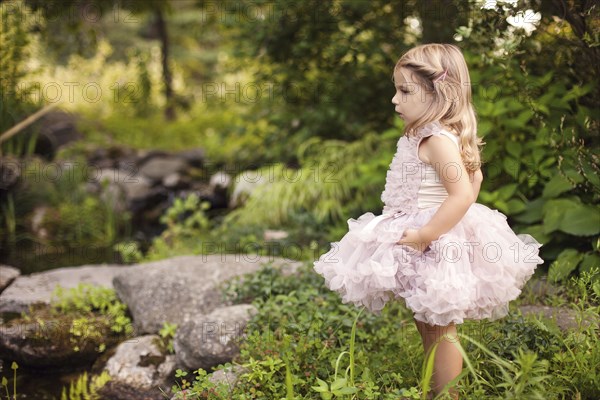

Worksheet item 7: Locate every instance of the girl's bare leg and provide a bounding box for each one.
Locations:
[414,318,463,399]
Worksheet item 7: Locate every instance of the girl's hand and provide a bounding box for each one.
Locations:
[397,229,431,253]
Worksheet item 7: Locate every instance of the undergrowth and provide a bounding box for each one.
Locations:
[170,265,599,399]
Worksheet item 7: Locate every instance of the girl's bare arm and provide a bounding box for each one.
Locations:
[418,135,475,243]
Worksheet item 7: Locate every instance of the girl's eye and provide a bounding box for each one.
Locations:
[400,89,409,94]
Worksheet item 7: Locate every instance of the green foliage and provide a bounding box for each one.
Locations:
[3,156,132,251]
[225,1,449,143]
[310,311,362,399]
[172,263,600,399]
[158,322,178,354]
[60,371,111,400]
[169,367,230,399]
[458,3,599,278]
[141,193,212,261]
[217,125,396,256]
[51,283,134,348]
[0,0,41,149]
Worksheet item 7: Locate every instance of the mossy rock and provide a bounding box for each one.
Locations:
[0,304,129,369]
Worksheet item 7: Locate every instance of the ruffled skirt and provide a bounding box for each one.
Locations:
[313,203,543,326]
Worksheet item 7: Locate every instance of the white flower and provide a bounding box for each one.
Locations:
[507,9,542,35]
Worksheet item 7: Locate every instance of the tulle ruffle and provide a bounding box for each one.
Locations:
[313,203,543,326]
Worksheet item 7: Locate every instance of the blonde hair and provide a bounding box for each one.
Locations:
[394,43,483,173]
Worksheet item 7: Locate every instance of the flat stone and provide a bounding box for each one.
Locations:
[113,254,300,334]
[0,265,20,293]
[0,264,127,313]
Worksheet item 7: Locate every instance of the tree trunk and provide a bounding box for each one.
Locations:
[154,8,175,120]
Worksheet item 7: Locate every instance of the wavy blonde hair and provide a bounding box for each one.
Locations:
[394,43,484,173]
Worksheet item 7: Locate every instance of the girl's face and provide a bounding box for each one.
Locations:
[391,67,433,124]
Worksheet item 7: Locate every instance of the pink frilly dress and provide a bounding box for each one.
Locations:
[313,121,543,326]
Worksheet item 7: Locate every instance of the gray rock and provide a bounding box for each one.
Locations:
[0,156,21,193]
[519,305,599,331]
[228,170,268,208]
[102,335,176,395]
[209,171,231,191]
[263,229,289,241]
[0,312,121,368]
[174,304,257,371]
[524,277,559,297]
[112,254,300,334]
[163,172,187,189]
[0,264,126,313]
[36,110,83,159]
[0,265,20,293]
[208,364,248,388]
[139,157,188,182]
[176,148,205,168]
[119,173,154,201]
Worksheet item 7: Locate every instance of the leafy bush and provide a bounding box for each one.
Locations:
[456,3,600,279]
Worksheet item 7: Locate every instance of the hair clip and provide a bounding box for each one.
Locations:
[433,68,448,83]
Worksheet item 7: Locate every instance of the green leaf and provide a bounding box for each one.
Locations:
[330,378,347,391]
[516,109,534,125]
[561,204,600,236]
[502,157,520,178]
[311,378,329,393]
[579,253,600,274]
[513,197,545,224]
[506,199,526,214]
[519,224,551,244]
[593,281,600,299]
[531,148,546,165]
[337,386,359,394]
[538,70,554,86]
[563,168,585,184]
[548,249,584,283]
[497,183,518,201]
[542,174,573,199]
[542,198,589,235]
[505,142,522,158]
[581,161,600,189]
[543,199,566,234]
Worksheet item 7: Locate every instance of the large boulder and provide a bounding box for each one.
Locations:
[99,334,176,400]
[0,309,124,368]
[0,265,20,293]
[0,264,126,313]
[174,304,257,371]
[112,254,300,334]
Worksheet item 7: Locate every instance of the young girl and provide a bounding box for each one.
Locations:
[313,43,543,399]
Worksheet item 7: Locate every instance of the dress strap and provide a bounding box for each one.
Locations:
[436,130,461,150]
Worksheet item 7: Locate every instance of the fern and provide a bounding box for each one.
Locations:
[223,131,392,227]
[60,371,111,400]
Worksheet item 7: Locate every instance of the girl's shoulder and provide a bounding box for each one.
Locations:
[419,121,460,147]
